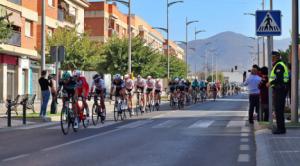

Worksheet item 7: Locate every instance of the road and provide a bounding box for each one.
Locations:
[0,94,255,166]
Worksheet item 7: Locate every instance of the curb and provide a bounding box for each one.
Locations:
[255,128,275,166]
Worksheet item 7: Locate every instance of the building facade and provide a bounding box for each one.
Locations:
[0,0,88,102]
[85,1,182,57]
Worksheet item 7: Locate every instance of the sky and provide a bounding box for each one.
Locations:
[89,0,292,41]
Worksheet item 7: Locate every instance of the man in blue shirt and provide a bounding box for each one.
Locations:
[244,66,262,124]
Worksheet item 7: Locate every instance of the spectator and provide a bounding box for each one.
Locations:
[259,67,269,121]
[39,70,51,120]
[244,67,262,124]
[49,74,57,114]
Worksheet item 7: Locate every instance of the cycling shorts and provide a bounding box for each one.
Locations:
[146,88,153,94]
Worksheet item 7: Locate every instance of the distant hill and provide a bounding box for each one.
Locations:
[182,31,291,73]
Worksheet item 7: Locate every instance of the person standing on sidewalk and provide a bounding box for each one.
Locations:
[49,74,57,114]
[259,67,269,121]
[267,51,289,134]
[39,70,51,120]
[244,66,261,124]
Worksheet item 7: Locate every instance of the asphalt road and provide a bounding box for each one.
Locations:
[0,94,255,166]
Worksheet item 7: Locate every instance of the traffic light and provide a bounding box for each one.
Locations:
[235,66,237,70]
[231,68,234,72]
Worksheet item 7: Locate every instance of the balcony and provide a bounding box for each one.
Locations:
[58,9,76,24]
[5,31,21,47]
[8,0,21,5]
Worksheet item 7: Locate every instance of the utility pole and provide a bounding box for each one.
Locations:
[262,0,266,66]
[291,0,299,123]
[267,0,273,125]
[128,0,132,74]
[41,0,46,70]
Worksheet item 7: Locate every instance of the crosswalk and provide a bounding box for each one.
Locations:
[45,119,248,130]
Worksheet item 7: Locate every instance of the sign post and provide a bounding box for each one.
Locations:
[256,10,281,125]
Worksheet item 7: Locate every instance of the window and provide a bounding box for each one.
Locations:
[25,20,32,37]
[48,0,54,7]
[47,28,54,37]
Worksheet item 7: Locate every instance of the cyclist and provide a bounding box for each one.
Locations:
[58,71,79,128]
[124,74,134,114]
[145,76,155,107]
[73,70,90,117]
[90,74,106,117]
[176,79,186,102]
[110,74,125,100]
[154,79,162,105]
[191,79,199,100]
[135,75,146,112]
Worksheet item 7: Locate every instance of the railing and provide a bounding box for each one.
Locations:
[6,31,21,47]
[8,0,21,5]
[58,9,76,24]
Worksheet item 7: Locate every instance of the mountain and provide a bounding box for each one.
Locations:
[183,31,291,73]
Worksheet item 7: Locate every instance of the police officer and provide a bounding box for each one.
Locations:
[267,51,289,134]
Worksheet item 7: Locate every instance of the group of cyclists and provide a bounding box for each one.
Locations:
[57,71,163,132]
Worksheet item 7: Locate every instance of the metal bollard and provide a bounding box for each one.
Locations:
[22,99,27,125]
[7,100,12,127]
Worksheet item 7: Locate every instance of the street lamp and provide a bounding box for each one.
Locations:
[195,28,205,40]
[248,37,262,66]
[154,0,183,79]
[244,12,266,66]
[107,0,132,74]
[186,18,199,77]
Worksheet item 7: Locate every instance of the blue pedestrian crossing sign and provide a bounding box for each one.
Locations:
[256,10,281,36]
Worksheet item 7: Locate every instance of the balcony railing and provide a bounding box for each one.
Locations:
[8,0,21,5]
[58,9,76,24]
[6,31,21,47]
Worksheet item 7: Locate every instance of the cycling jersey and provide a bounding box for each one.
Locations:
[91,77,105,91]
[59,78,77,97]
[76,76,89,97]
[135,79,145,88]
[112,78,125,97]
[146,79,155,89]
[155,82,162,91]
[125,79,134,90]
[192,81,199,88]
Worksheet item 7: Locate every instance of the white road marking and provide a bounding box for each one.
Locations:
[152,120,181,128]
[240,138,249,143]
[241,127,250,133]
[2,154,30,162]
[89,121,118,129]
[118,120,153,129]
[237,154,250,162]
[188,120,214,128]
[240,145,250,151]
[241,133,249,137]
[274,150,300,153]
[41,128,121,152]
[17,122,59,130]
[226,120,246,128]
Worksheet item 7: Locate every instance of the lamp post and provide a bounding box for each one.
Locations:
[248,37,262,66]
[41,0,46,70]
[107,0,132,74]
[195,28,205,40]
[154,0,183,79]
[186,18,199,77]
[244,12,266,66]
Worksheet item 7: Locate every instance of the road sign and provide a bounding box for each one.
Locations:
[256,10,281,36]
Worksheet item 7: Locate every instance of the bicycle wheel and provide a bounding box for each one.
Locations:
[92,104,100,126]
[155,101,160,111]
[114,104,120,122]
[60,107,70,135]
[82,109,90,128]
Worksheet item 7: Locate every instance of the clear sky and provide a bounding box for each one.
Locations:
[90,0,292,41]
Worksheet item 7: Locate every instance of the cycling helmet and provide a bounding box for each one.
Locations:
[93,74,100,80]
[174,78,179,82]
[73,70,81,77]
[62,71,71,80]
[147,76,152,80]
[124,74,130,79]
[156,79,160,82]
[114,74,121,79]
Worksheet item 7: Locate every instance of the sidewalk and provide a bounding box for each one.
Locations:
[255,124,300,166]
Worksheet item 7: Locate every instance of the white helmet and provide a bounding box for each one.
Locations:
[124,74,130,79]
[147,76,152,80]
[156,79,160,82]
[174,78,179,82]
[73,70,81,77]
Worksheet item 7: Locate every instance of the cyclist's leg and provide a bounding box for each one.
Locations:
[99,89,106,111]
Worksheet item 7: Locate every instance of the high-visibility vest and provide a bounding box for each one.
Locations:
[269,61,289,85]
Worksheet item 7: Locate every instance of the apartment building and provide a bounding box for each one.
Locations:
[164,40,185,60]
[0,0,88,102]
[85,1,182,55]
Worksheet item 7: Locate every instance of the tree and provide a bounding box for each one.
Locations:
[0,8,12,45]
[47,27,104,71]
[99,36,168,77]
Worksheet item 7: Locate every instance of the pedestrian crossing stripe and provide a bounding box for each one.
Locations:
[257,12,281,33]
